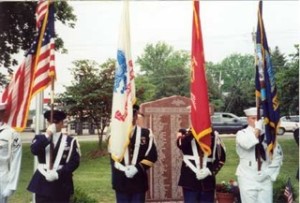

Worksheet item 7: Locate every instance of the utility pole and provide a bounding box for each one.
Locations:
[218,71,224,90]
[252,28,257,64]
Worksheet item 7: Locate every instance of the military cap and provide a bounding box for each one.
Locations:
[44,110,66,123]
[133,104,140,115]
[178,128,187,135]
[244,107,262,117]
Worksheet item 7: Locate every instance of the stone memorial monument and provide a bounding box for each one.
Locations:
[140,95,190,202]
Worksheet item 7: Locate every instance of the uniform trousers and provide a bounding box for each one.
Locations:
[115,191,145,203]
[182,187,215,203]
[0,171,9,203]
[0,196,8,203]
[35,194,70,203]
[238,175,272,203]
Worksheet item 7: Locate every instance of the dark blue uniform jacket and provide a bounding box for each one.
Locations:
[112,127,158,193]
[27,133,80,199]
[177,130,226,192]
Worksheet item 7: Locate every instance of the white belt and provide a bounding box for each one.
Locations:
[183,155,212,162]
[239,159,259,167]
[37,164,63,177]
[183,156,197,173]
[114,162,126,172]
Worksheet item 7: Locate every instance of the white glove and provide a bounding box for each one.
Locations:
[2,188,14,197]
[196,168,212,180]
[125,165,138,178]
[45,170,59,182]
[114,162,126,171]
[46,123,57,136]
[255,119,264,131]
[255,171,269,182]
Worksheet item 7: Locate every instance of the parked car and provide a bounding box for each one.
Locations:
[212,112,247,134]
[277,115,299,135]
[239,116,248,126]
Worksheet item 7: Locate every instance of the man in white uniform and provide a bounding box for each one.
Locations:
[0,102,22,203]
[236,107,283,203]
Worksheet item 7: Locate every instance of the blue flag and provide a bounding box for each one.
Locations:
[255,1,280,155]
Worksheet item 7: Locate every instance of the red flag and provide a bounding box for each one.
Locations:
[190,0,212,156]
[1,1,55,131]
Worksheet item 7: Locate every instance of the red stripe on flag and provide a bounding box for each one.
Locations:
[31,43,55,95]
[36,0,48,28]
[3,61,34,129]
[1,1,55,131]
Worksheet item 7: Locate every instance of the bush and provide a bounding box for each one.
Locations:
[71,187,98,203]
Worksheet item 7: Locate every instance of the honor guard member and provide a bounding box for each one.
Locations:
[176,104,226,203]
[236,107,283,203]
[27,110,81,203]
[112,104,158,203]
[0,102,22,203]
[176,128,226,203]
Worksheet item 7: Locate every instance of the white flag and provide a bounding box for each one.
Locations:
[110,0,136,162]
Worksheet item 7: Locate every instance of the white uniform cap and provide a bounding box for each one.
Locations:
[0,102,7,111]
[244,107,258,116]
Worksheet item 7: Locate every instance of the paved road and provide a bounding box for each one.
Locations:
[20,131,294,144]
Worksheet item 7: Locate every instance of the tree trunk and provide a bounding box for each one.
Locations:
[76,121,82,135]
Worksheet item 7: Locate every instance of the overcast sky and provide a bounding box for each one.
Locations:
[52,1,299,94]
[5,1,299,97]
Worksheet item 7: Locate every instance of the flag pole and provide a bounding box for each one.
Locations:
[33,92,44,203]
[254,2,264,171]
[253,31,262,171]
[190,0,212,169]
[49,79,55,170]
[35,0,56,170]
[32,2,52,202]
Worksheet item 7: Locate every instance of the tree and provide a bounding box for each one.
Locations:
[276,45,299,115]
[59,59,115,149]
[206,54,255,115]
[0,2,76,68]
[271,46,287,73]
[136,42,190,102]
[205,61,224,110]
[135,75,156,103]
[0,74,8,89]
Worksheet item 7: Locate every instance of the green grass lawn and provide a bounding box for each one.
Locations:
[9,137,299,203]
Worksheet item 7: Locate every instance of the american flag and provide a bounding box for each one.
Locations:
[284,178,294,203]
[1,0,55,131]
[36,0,49,29]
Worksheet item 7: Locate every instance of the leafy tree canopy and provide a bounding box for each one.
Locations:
[136,42,190,102]
[206,53,255,115]
[59,59,115,148]
[0,1,76,69]
[274,45,299,115]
